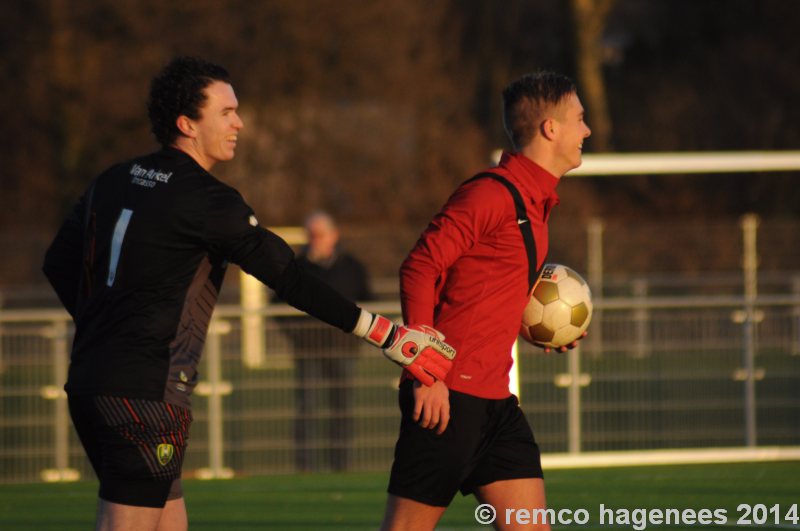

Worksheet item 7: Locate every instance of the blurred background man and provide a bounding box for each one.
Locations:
[290,211,373,472]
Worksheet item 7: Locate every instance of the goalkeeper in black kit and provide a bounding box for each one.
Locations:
[42,56,455,531]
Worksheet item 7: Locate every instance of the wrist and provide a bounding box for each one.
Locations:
[352,309,396,348]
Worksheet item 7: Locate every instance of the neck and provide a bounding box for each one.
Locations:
[171,139,214,171]
[517,143,563,179]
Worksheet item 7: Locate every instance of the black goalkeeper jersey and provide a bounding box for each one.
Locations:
[43,147,360,407]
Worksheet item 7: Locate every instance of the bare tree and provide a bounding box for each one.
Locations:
[570,0,615,152]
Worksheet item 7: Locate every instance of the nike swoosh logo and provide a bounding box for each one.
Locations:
[517,219,529,225]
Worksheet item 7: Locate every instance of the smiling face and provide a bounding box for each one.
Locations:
[178,81,243,170]
[552,92,592,174]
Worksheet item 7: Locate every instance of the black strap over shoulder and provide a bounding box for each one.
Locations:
[464,172,544,293]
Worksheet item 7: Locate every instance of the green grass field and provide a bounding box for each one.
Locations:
[0,461,797,530]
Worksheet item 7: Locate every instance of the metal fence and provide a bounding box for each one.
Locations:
[1,293,799,484]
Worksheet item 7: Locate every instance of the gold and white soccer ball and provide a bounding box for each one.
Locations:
[520,263,593,349]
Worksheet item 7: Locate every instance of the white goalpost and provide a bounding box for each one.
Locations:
[568,151,800,176]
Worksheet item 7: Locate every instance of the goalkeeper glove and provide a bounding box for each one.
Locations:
[353,310,455,386]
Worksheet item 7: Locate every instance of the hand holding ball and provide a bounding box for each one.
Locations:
[520,263,593,349]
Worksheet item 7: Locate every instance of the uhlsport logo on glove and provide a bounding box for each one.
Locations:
[426,335,456,359]
[405,324,456,360]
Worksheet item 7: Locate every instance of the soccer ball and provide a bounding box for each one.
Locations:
[520,263,593,348]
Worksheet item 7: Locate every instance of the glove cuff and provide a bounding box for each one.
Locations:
[351,309,374,338]
[352,310,396,348]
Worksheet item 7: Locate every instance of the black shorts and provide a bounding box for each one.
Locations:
[387,380,543,507]
[68,395,192,508]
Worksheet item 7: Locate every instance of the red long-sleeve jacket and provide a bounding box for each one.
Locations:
[400,152,560,399]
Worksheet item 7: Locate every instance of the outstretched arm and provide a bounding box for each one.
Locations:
[202,184,455,383]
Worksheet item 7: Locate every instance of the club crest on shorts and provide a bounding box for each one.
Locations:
[157,443,174,466]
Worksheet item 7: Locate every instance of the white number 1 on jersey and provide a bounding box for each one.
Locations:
[107,208,133,287]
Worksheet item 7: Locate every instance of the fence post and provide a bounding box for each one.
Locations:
[633,279,651,359]
[740,213,759,447]
[196,319,234,479]
[41,319,79,481]
[240,271,266,368]
[555,345,591,454]
[566,346,583,454]
[586,219,604,357]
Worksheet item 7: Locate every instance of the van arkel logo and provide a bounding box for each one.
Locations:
[157,443,175,466]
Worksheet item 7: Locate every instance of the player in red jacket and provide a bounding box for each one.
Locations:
[381,72,591,531]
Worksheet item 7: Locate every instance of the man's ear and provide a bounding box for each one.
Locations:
[540,118,558,141]
[176,115,196,138]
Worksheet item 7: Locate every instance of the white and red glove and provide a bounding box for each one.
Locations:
[353,310,456,386]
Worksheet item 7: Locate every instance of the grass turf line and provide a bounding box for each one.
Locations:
[0,461,796,530]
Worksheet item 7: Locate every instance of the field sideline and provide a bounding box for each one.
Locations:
[0,461,797,530]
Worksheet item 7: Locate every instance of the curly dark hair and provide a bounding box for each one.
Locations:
[502,71,576,151]
[147,56,231,147]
